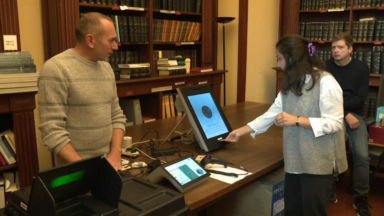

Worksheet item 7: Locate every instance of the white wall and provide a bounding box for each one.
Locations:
[218,0,280,105]
[218,0,239,106]
[246,0,280,104]
[17,0,53,171]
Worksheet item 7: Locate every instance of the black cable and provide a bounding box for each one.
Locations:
[140,130,159,141]
[151,139,168,163]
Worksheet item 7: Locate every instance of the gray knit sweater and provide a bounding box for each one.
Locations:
[38,49,126,166]
[282,72,348,175]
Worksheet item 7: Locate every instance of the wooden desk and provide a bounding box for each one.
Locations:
[124,102,284,214]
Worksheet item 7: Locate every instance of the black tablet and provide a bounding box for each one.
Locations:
[176,84,232,152]
[147,155,210,193]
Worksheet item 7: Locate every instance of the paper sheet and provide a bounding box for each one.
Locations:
[205,164,252,184]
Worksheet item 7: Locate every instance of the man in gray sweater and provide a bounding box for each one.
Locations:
[38,12,126,170]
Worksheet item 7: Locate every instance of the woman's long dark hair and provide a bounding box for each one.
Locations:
[276,35,325,96]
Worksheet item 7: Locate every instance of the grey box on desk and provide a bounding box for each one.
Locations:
[208,173,285,216]
[119,98,142,125]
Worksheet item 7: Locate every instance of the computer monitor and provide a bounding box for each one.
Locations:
[176,84,232,152]
[147,155,210,193]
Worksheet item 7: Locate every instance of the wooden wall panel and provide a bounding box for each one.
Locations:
[203,0,218,68]
[0,0,21,52]
[237,0,248,103]
[279,0,300,39]
[42,0,79,60]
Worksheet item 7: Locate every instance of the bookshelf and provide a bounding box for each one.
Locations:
[42,0,220,120]
[276,0,384,118]
[0,0,39,188]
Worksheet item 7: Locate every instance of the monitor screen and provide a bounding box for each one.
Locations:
[164,157,207,186]
[176,84,232,152]
[188,93,229,139]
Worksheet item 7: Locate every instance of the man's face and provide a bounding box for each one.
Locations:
[94,19,118,61]
[332,39,352,62]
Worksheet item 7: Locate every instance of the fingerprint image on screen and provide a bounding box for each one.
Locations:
[164,158,207,185]
[188,93,229,139]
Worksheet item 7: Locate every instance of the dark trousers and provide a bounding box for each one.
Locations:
[284,172,333,216]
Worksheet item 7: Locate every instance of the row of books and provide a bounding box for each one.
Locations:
[352,48,384,74]
[113,15,148,43]
[82,13,149,43]
[158,58,187,76]
[362,96,377,118]
[351,20,384,42]
[109,50,141,70]
[316,50,333,61]
[299,21,349,41]
[153,0,202,13]
[301,0,352,10]
[154,49,198,69]
[353,0,384,7]
[80,0,146,7]
[118,63,151,79]
[0,52,38,94]
[153,19,201,42]
[0,130,16,166]
[162,94,182,119]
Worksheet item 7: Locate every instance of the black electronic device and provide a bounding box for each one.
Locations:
[147,155,210,193]
[6,157,190,216]
[6,156,121,216]
[118,172,189,215]
[176,84,232,152]
[200,153,248,178]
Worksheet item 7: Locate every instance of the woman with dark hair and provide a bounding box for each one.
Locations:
[225,35,347,216]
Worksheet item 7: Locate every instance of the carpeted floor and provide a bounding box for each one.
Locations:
[328,170,384,216]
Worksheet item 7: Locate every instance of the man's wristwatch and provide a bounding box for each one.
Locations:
[295,116,301,127]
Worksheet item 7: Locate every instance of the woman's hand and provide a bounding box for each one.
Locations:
[275,112,296,127]
[225,125,254,142]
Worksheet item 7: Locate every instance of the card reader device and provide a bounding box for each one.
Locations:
[148,155,210,193]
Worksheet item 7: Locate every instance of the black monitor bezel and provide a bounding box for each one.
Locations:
[176,84,232,152]
[160,155,209,189]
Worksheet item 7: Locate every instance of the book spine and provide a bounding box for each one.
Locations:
[0,64,36,74]
[362,21,369,41]
[1,136,15,159]
[371,51,381,74]
[381,52,384,74]
[140,0,146,8]
[363,51,372,72]
[0,139,15,164]
[357,21,364,41]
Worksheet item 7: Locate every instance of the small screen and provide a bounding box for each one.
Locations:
[188,93,229,139]
[164,157,207,186]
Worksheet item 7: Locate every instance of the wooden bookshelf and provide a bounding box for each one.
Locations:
[0,0,39,188]
[0,93,39,188]
[277,0,384,117]
[42,0,219,120]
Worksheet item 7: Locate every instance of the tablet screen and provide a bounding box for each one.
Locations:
[188,93,229,139]
[164,157,207,186]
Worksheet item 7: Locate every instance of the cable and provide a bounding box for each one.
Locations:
[135,148,166,164]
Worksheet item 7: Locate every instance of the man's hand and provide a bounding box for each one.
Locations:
[106,151,122,171]
[345,113,360,129]
[275,112,296,127]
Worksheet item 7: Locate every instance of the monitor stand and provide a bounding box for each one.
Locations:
[164,113,188,142]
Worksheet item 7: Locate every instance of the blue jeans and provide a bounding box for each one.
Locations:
[345,112,370,198]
